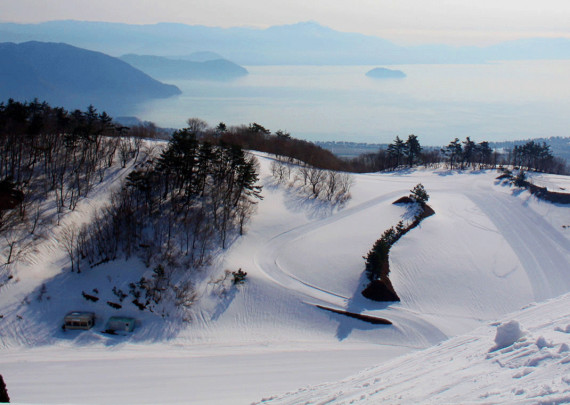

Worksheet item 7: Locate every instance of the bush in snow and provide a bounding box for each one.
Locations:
[232,269,247,285]
[409,183,429,204]
[491,320,525,351]
[511,169,527,188]
[106,301,122,310]
[81,291,99,302]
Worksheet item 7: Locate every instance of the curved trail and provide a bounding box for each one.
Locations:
[254,187,450,345]
[253,173,570,349]
[466,190,570,301]
[254,189,404,305]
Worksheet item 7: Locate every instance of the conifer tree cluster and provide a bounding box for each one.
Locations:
[441,137,495,170]
[76,127,263,270]
[363,184,433,301]
[511,141,554,172]
[350,134,566,175]
[364,224,405,283]
[386,134,422,168]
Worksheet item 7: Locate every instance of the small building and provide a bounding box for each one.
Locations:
[105,316,136,333]
[64,311,95,330]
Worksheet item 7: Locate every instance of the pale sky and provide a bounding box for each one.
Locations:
[1,0,570,45]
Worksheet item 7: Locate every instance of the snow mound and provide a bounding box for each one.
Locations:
[491,320,525,351]
[536,336,554,349]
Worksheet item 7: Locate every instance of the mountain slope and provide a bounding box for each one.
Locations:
[0,152,568,403]
[0,41,181,113]
[120,54,248,80]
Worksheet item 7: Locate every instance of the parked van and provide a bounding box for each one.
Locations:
[63,311,95,330]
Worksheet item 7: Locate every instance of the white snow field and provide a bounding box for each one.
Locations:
[258,292,570,404]
[0,151,569,404]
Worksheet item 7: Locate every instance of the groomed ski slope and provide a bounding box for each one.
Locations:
[0,152,569,404]
[259,292,570,405]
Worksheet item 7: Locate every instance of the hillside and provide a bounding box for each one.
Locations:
[262,291,570,404]
[120,54,248,80]
[0,41,181,113]
[0,137,569,404]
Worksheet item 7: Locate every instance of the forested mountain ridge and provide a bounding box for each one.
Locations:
[0,41,181,114]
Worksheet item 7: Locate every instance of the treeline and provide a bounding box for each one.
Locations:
[1,100,119,217]
[181,120,349,171]
[0,99,159,222]
[0,100,158,270]
[349,135,567,174]
[70,128,262,272]
[119,117,567,176]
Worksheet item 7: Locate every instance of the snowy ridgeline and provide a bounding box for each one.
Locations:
[259,293,570,404]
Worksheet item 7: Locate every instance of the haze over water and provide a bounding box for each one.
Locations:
[132,60,570,145]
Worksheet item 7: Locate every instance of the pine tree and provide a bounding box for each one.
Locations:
[442,138,462,169]
[405,134,422,166]
[387,136,406,168]
[512,169,527,187]
[0,374,9,403]
[410,183,429,204]
[462,137,476,169]
[475,141,493,168]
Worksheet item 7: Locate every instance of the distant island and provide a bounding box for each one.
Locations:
[0,41,181,114]
[120,54,249,81]
[365,67,406,79]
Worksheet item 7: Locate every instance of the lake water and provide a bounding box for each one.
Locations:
[131,61,570,145]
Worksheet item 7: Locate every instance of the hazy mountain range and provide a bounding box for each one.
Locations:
[0,41,181,113]
[119,54,248,80]
[1,20,569,65]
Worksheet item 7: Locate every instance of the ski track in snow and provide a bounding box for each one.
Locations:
[1,158,569,404]
[254,170,570,353]
[261,292,570,405]
[254,184,451,347]
[467,189,570,302]
[253,190,408,302]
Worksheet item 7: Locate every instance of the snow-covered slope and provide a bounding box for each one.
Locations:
[0,152,568,404]
[259,292,570,404]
